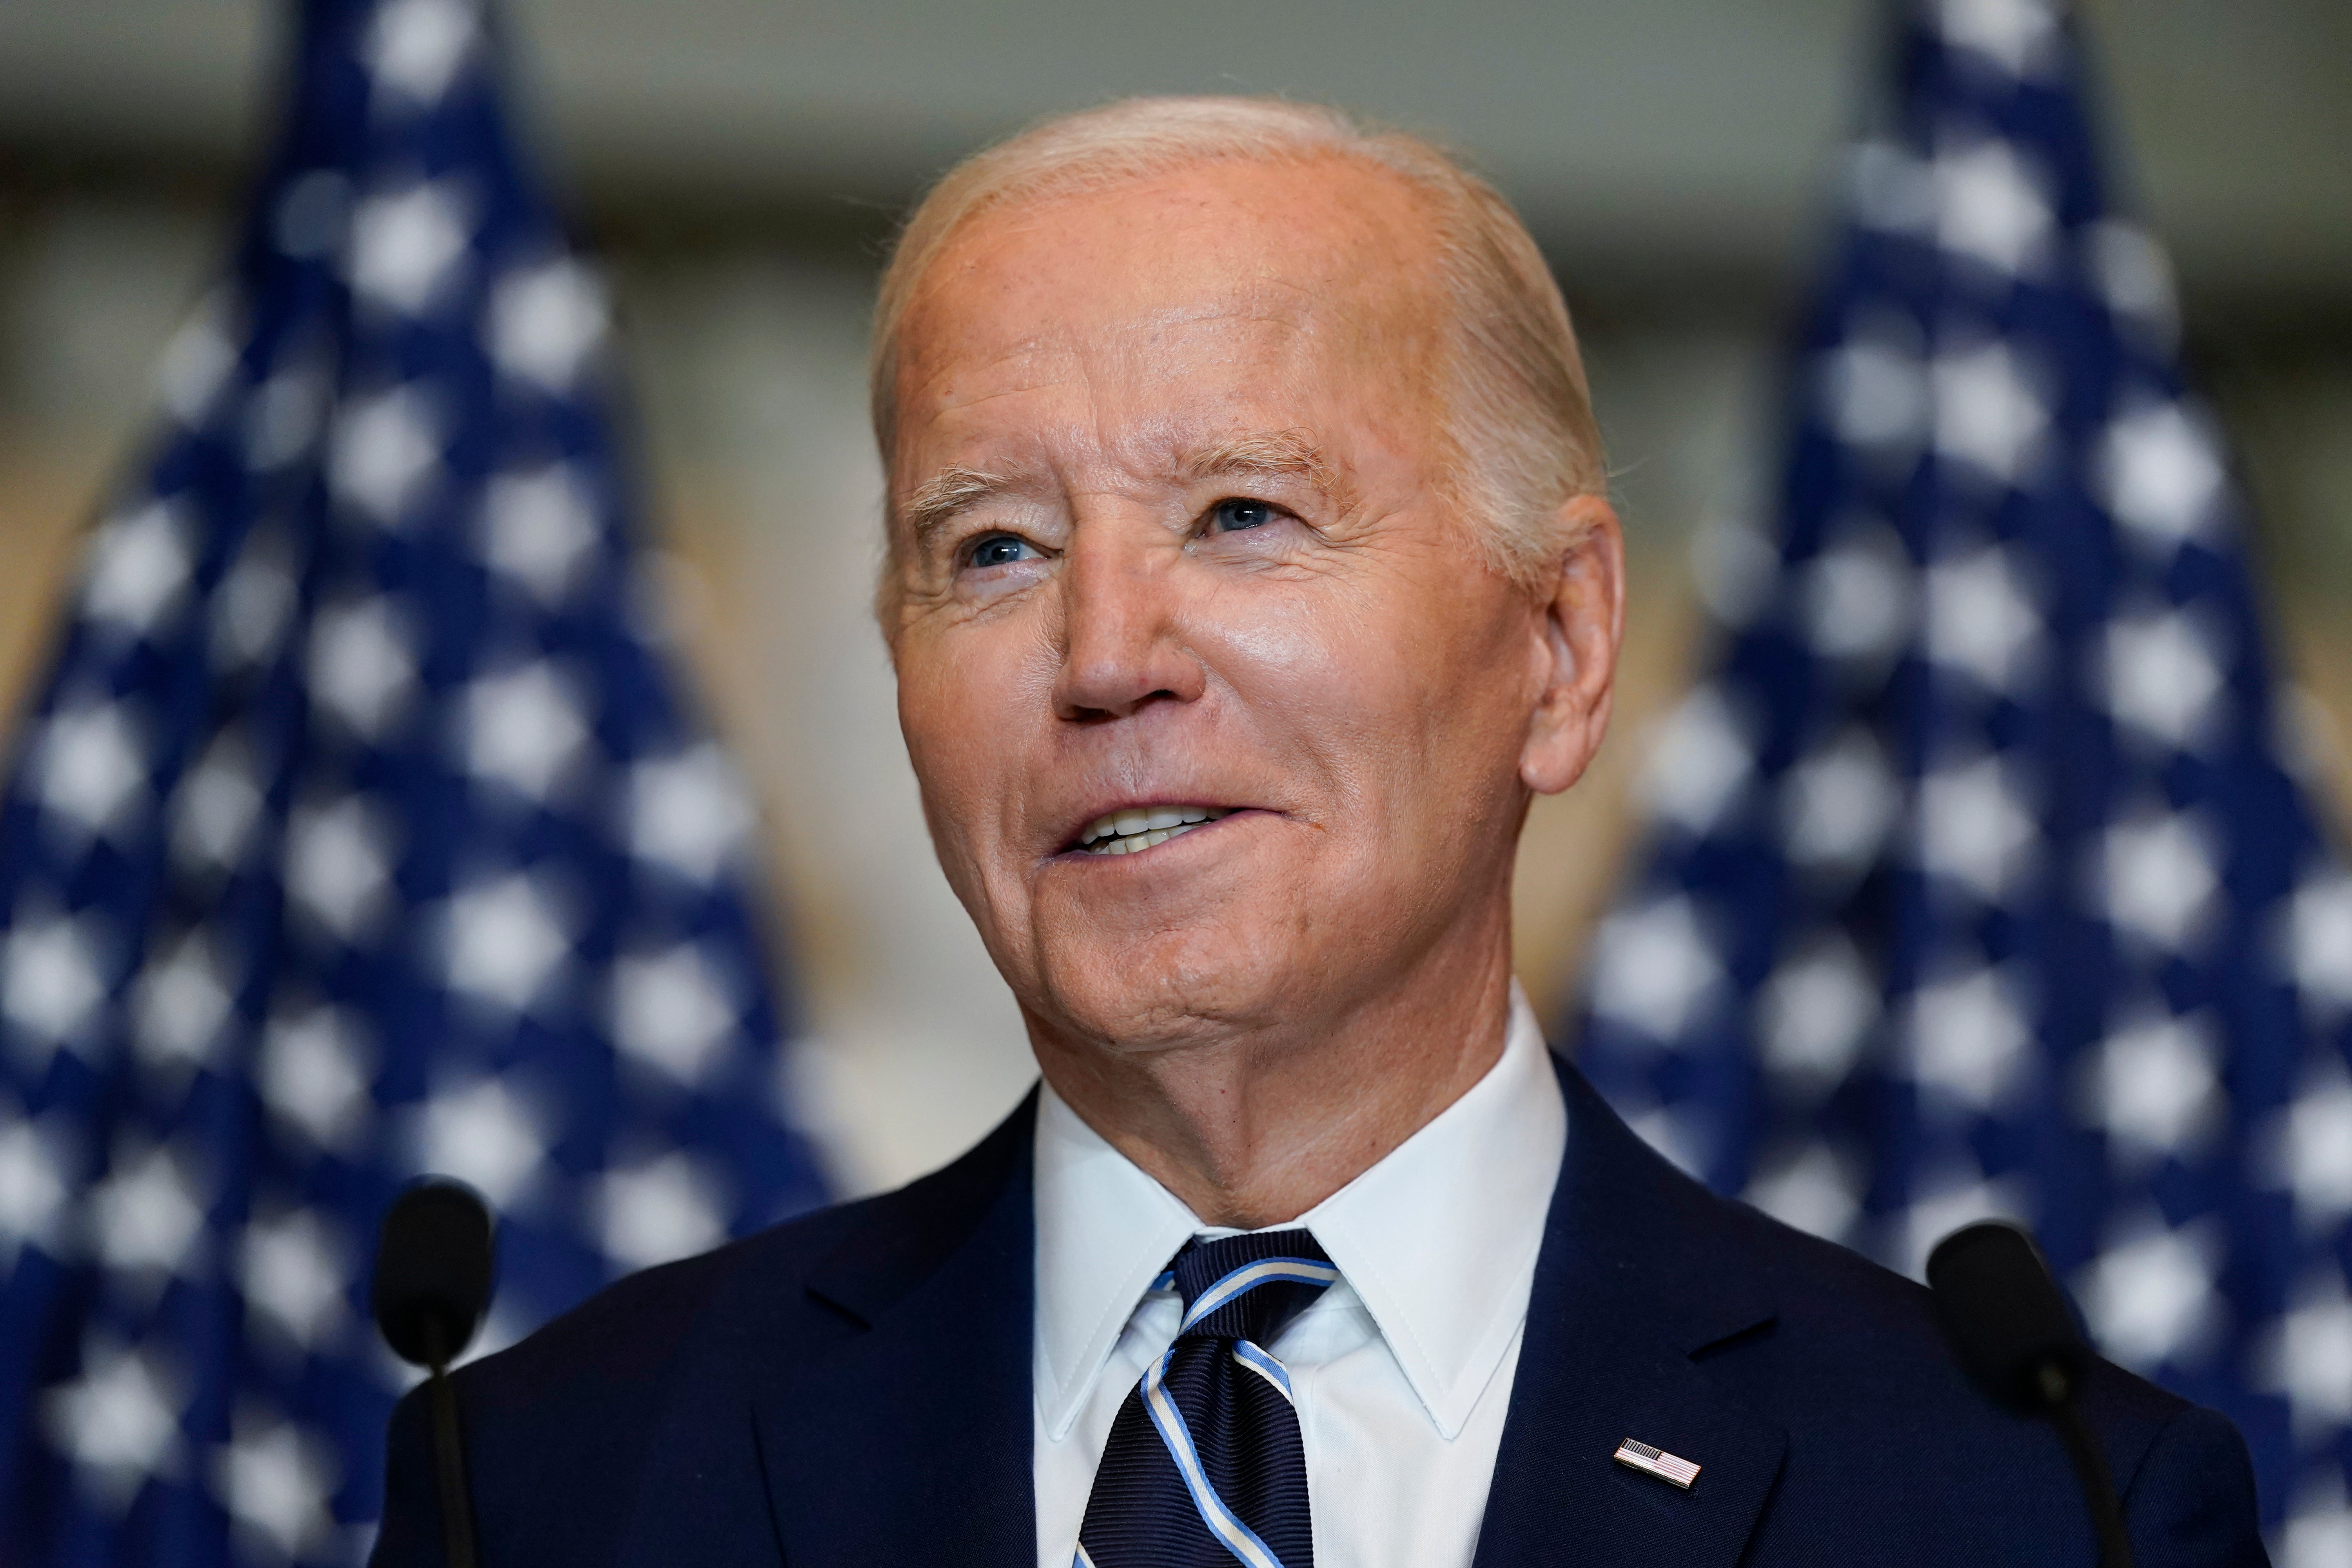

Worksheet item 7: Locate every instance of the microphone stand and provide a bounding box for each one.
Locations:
[1928,1221,2136,1568]
[2040,1367,2131,1568]
[421,1320,480,1568]
[372,1179,494,1568]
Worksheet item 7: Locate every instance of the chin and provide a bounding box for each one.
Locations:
[1027,914,1317,1053]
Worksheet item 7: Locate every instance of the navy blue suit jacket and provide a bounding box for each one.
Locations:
[371,1056,2268,1566]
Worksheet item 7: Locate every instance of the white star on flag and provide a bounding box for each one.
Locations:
[1759,935,1878,1093]
[240,1209,354,1356]
[365,0,481,104]
[1925,544,2042,693]
[349,181,471,315]
[88,1141,209,1288]
[283,795,397,946]
[243,361,329,472]
[309,595,418,740]
[1931,341,2049,486]
[2085,221,2179,344]
[1639,685,1755,836]
[256,1005,375,1156]
[460,661,591,802]
[2078,1214,2222,1372]
[131,929,236,1078]
[1918,753,2036,902]
[2077,1011,2221,1166]
[2098,401,2226,549]
[2283,1476,2352,1568]
[1782,729,1899,879]
[488,259,607,390]
[169,729,265,880]
[1800,521,1913,662]
[626,745,756,882]
[2102,607,2226,754]
[46,1342,184,1508]
[591,1153,728,1273]
[2259,1060,2352,1234]
[412,1076,546,1208]
[613,944,738,1085]
[1936,0,2060,76]
[2099,807,2219,953]
[211,1411,339,1562]
[1,908,111,1063]
[33,697,150,842]
[210,524,299,675]
[2286,871,2352,1015]
[2258,1268,2352,1443]
[483,465,600,602]
[1744,1144,1865,1243]
[1589,895,1723,1041]
[156,298,241,426]
[1932,138,2053,276]
[83,502,197,640]
[1819,328,1927,451]
[0,1105,75,1268]
[328,387,442,526]
[1907,965,2033,1112]
[441,872,573,1013]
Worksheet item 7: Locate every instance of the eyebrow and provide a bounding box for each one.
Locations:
[1179,429,1345,504]
[901,465,1031,557]
[898,428,1349,557]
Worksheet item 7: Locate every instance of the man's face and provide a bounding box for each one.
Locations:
[884,157,1595,1056]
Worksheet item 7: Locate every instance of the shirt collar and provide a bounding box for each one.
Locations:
[1032,982,1566,1443]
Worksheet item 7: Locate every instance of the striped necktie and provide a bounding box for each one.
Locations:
[1076,1230,1339,1568]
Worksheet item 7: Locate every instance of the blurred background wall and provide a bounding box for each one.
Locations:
[2,0,2346,1198]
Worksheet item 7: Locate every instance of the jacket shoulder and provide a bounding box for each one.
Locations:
[368,1097,1038,1568]
[459,1083,1037,1410]
[1545,1056,2250,1560]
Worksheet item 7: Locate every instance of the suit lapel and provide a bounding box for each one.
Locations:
[1474,1059,1788,1568]
[753,1093,1040,1568]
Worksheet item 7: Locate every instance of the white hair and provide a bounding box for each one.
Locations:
[870,95,1607,590]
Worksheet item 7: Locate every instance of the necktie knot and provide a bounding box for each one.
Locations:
[1168,1230,1338,1347]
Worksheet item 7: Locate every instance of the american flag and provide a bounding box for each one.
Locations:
[0,0,828,1561]
[1568,0,2350,1557]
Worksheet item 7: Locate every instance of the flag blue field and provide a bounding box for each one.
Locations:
[0,0,828,1561]
[1569,0,2350,1556]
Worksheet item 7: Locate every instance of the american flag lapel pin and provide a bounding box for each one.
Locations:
[1613,1437,1702,1490]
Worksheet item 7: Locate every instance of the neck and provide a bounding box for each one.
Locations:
[1029,926,1517,1229]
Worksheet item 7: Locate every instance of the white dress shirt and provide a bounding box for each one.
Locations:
[1032,984,1567,1568]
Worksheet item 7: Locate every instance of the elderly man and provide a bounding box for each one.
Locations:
[374,98,2265,1567]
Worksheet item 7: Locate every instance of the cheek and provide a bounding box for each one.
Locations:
[896,627,1042,857]
[1199,566,1523,812]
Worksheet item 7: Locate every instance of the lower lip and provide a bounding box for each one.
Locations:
[1053,809,1255,864]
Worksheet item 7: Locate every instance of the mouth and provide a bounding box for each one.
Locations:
[1065,805,1235,857]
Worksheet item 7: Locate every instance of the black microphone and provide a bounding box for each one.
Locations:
[1927,1220,2134,1568]
[372,1180,495,1568]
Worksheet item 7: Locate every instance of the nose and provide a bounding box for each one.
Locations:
[1051,520,1207,722]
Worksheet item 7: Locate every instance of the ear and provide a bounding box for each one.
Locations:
[1519,494,1626,796]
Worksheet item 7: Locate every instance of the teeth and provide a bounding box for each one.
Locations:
[1077,806,1231,855]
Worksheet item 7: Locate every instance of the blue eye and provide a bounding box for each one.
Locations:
[966,534,1037,569]
[1212,498,1276,532]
